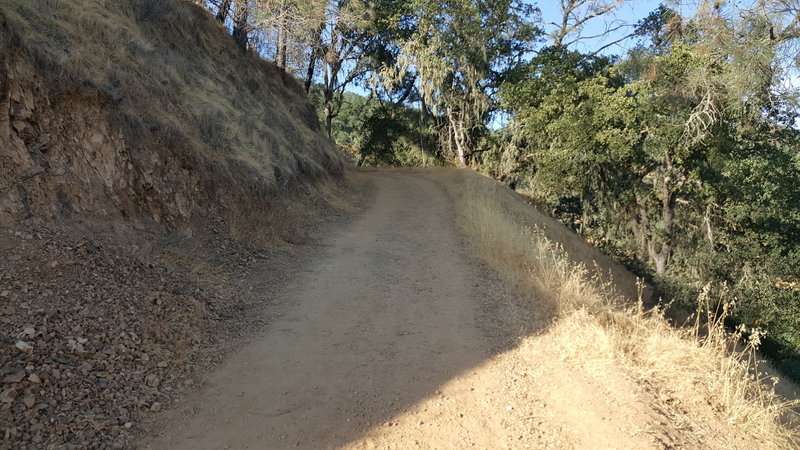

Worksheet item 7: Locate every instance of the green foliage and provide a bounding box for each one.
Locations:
[309,85,442,166]
[492,4,800,369]
[358,104,441,166]
[380,0,540,165]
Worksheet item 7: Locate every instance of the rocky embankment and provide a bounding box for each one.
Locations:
[0,220,309,448]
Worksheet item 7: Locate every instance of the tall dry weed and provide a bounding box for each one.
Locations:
[434,168,799,447]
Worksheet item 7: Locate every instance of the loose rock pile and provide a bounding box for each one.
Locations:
[0,221,284,449]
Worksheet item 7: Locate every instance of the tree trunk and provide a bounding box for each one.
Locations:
[216,0,232,22]
[322,26,340,137]
[325,107,334,137]
[704,204,715,246]
[447,108,468,167]
[648,241,670,275]
[304,22,325,93]
[232,1,249,53]
[653,175,676,275]
[454,133,468,167]
[277,30,287,68]
[579,182,593,235]
[304,50,316,93]
[629,173,677,276]
[276,2,288,69]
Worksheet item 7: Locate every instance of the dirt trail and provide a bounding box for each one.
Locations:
[144,171,658,449]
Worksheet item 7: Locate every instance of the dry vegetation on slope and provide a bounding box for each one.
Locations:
[0,0,356,447]
[0,0,343,229]
[430,168,800,448]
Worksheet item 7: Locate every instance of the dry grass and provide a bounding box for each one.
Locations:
[432,168,799,448]
[227,168,367,246]
[0,0,343,197]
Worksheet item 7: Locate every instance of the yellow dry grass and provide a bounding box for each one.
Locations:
[432,168,800,448]
[0,0,342,188]
[227,168,367,245]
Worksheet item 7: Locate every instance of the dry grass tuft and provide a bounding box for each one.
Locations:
[227,169,364,246]
[433,168,799,448]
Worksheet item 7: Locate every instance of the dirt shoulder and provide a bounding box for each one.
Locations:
[0,174,367,448]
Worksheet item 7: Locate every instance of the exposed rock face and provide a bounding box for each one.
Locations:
[0,59,302,228]
[2,65,153,225]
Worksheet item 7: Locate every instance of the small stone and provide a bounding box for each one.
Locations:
[22,327,35,336]
[123,422,133,429]
[73,345,88,357]
[156,361,168,368]
[149,402,161,412]
[28,373,41,384]
[3,371,25,383]
[23,395,35,408]
[0,388,16,403]
[144,374,160,388]
[15,341,33,352]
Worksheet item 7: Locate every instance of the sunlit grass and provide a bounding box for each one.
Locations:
[436,168,799,448]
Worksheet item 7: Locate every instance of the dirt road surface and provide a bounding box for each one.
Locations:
[144,171,660,449]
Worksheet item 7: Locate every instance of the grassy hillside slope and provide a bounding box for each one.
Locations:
[0,0,343,230]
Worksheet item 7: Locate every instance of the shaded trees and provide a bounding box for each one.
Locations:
[379,0,538,166]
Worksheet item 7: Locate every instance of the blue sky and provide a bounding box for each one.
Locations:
[533,0,666,55]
